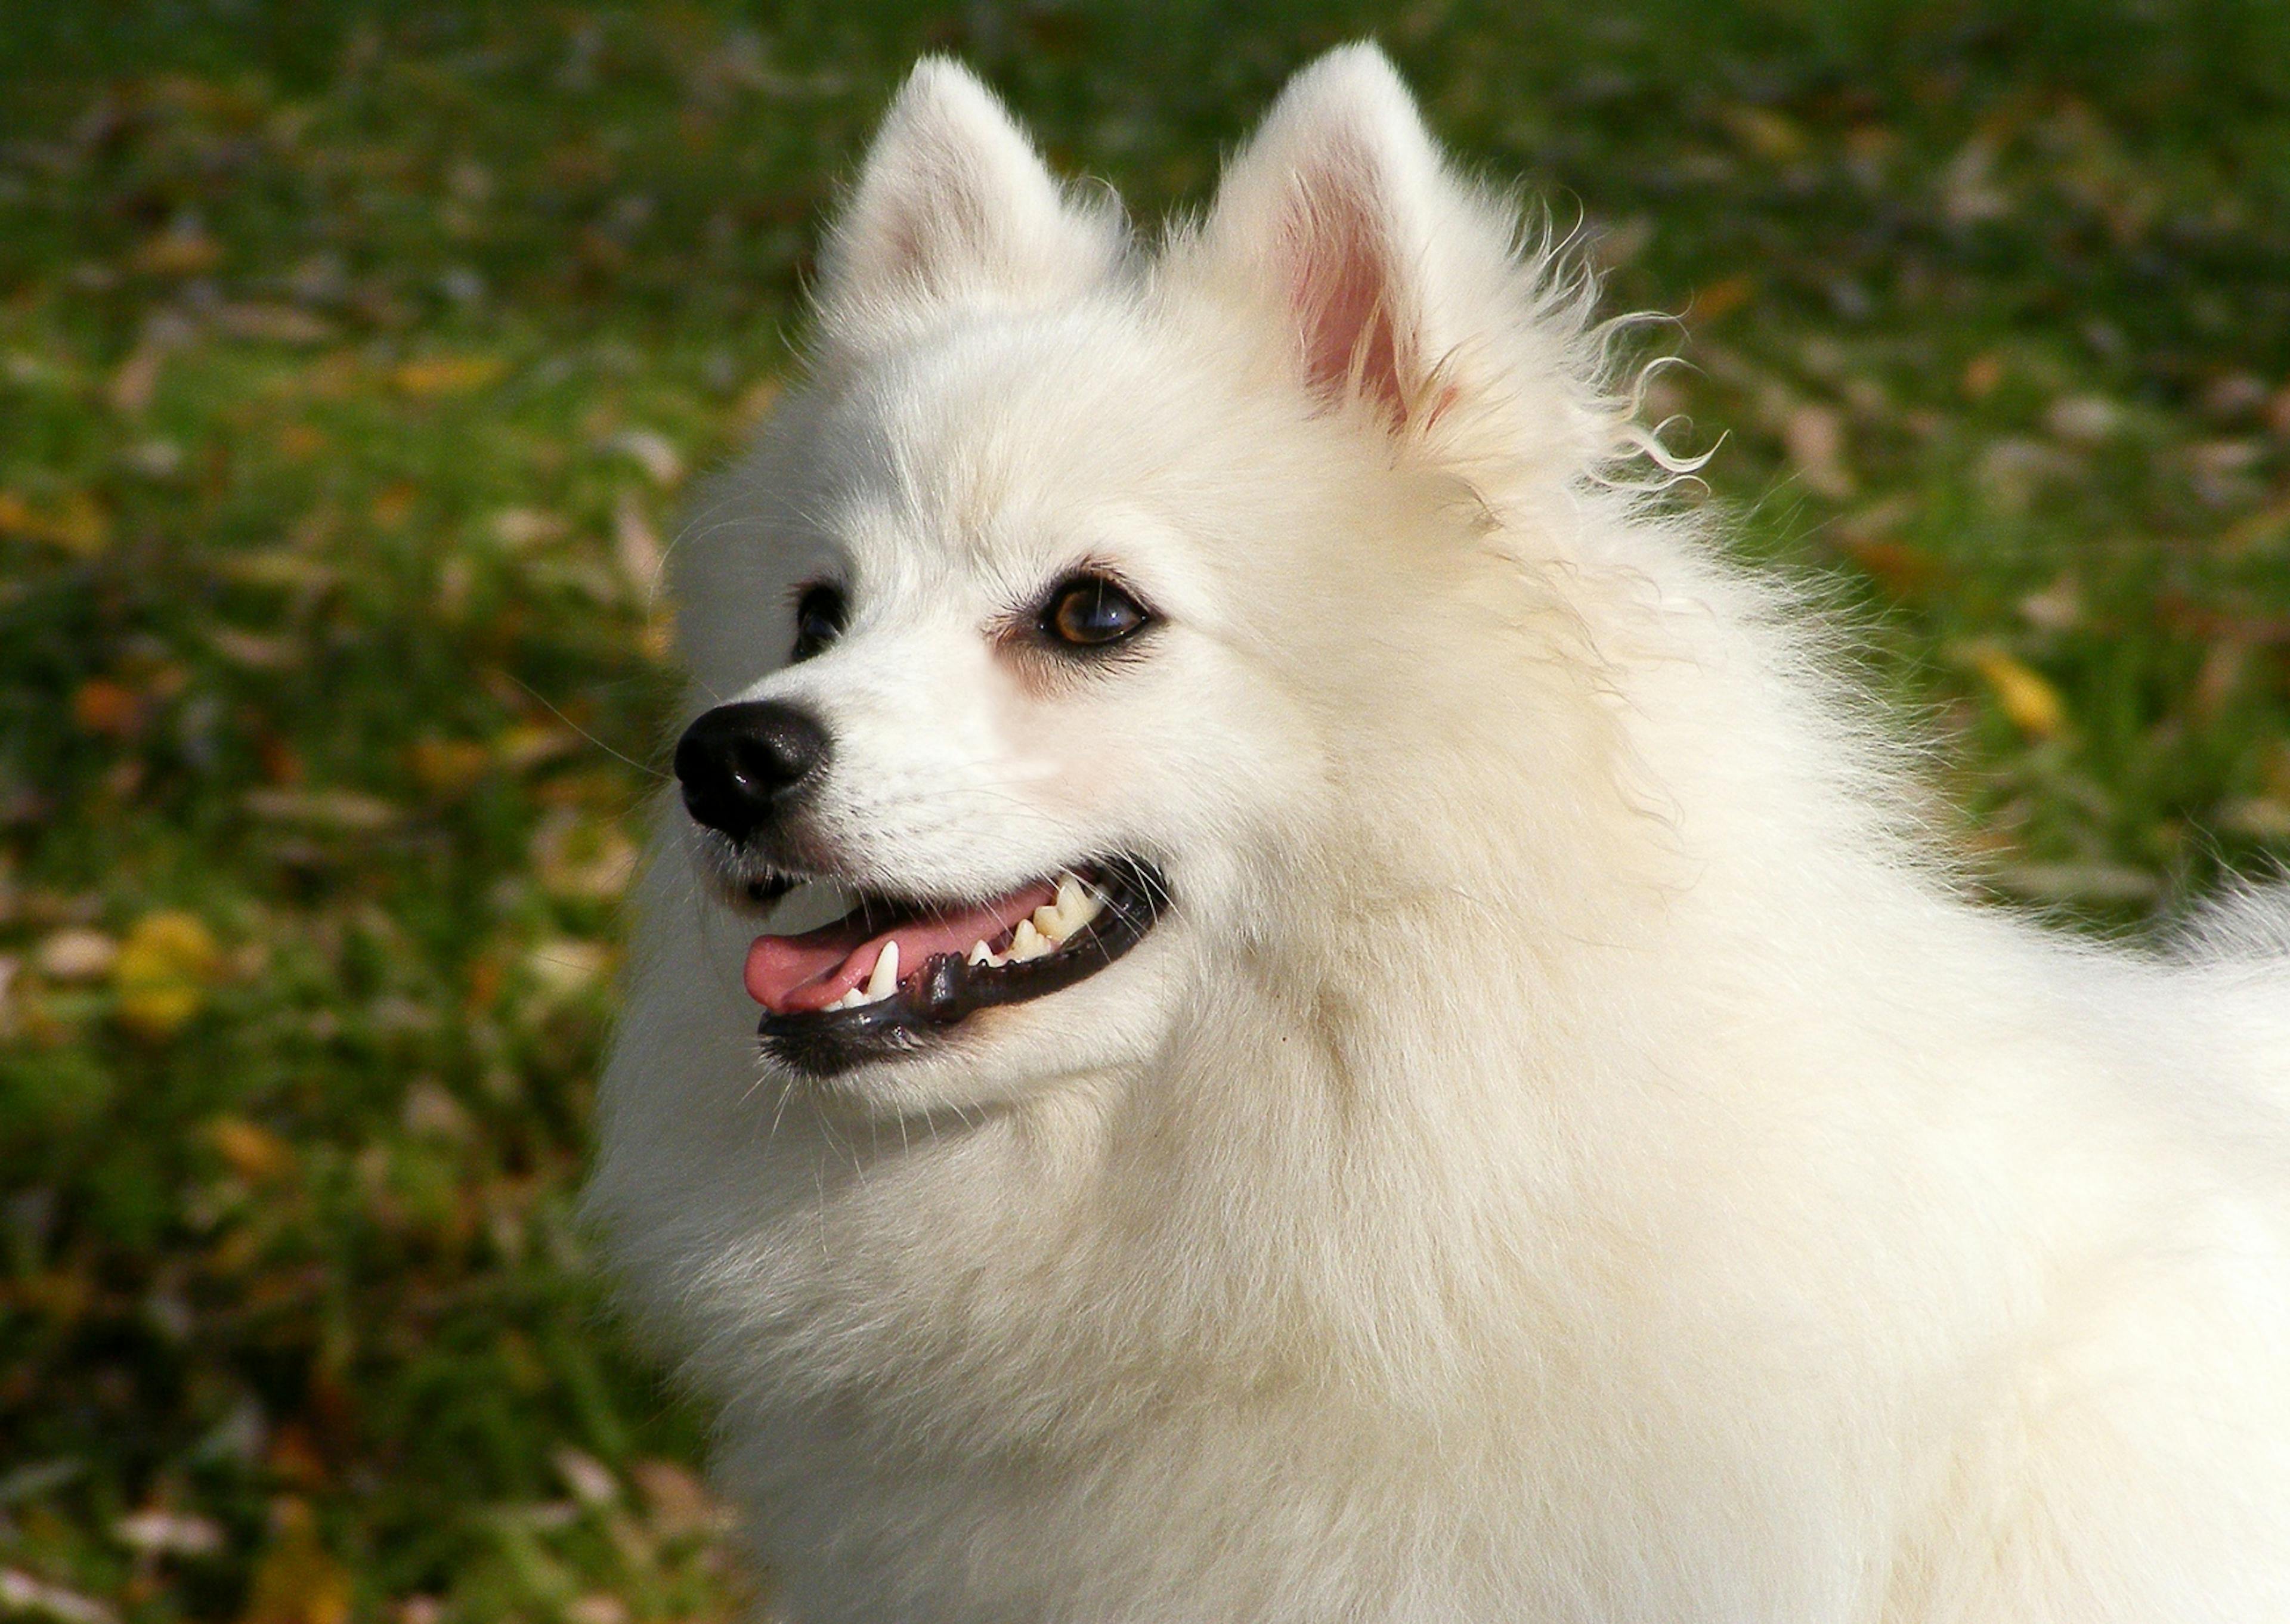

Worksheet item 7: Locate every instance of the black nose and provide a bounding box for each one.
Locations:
[673,701,831,842]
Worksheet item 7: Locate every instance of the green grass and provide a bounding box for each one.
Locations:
[2,2,2286,1620]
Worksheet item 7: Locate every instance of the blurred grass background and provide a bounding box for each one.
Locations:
[2,1,2286,1620]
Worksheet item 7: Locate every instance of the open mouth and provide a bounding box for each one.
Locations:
[742,856,1167,1077]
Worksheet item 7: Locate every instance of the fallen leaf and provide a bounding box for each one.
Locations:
[494,723,581,771]
[243,788,400,830]
[1835,537,1936,594]
[1719,104,1806,162]
[72,678,142,735]
[1962,644,2066,737]
[392,355,504,395]
[737,376,783,422]
[2267,385,2290,439]
[2017,577,2082,633]
[37,928,118,981]
[110,343,167,414]
[607,427,684,486]
[114,1508,226,1556]
[630,1459,729,1538]
[242,1499,349,1624]
[208,1117,293,1181]
[614,489,664,597]
[490,507,567,548]
[524,938,612,1002]
[2220,797,2290,841]
[1941,136,2012,225]
[400,1080,472,1142]
[0,490,110,556]
[215,304,335,345]
[368,484,417,528]
[555,1447,619,1506]
[132,228,222,277]
[208,627,302,670]
[2045,393,2122,445]
[533,808,639,900]
[1,1570,118,1624]
[2220,495,2290,557]
[1687,275,1754,323]
[116,911,223,1038]
[274,423,329,459]
[1783,404,1854,498]
[407,737,491,796]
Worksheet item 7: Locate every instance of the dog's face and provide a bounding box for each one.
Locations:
[683,327,1333,1101]
[669,53,1616,1107]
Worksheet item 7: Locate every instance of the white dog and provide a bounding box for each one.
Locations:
[585,46,2290,1622]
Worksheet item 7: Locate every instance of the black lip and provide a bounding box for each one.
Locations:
[757,857,1168,1079]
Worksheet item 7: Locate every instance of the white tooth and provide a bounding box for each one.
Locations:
[1059,873,1100,931]
[865,939,899,1001]
[967,939,994,966]
[1010,919,1047,960]
[1031,903,1066,943]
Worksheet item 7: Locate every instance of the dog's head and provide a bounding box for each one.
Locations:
[669,48,1641,1106]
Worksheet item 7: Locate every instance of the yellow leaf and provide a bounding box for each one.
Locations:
[0,489,111,556]
[208,1117,294,1182]
[242,1499,349,1624]
[392,354,504,395]
[493,721,580,771]
[1965,644,2066,737]
[114,910,222,1039]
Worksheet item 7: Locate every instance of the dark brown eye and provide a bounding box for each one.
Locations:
[791,583,847,661]
[1042,574,1152,650]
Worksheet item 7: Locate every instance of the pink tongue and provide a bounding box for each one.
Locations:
[744,880,1059,1014]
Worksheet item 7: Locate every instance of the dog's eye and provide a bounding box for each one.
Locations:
[791,584,847,661]
[1041,575,1152,651]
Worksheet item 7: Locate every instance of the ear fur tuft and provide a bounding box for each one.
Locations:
[1192,45,1457,427]
[815,58,1125,349]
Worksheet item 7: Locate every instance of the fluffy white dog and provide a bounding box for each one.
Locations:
[585,45,2290,1622]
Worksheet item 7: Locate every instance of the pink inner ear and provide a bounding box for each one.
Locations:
[1287,171,1409,424]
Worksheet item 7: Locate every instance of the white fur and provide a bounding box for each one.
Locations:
[586,48,2290,1622]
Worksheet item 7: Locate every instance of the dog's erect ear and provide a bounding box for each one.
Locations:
[814,60,1124,347]
[1191,45,1506,429]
